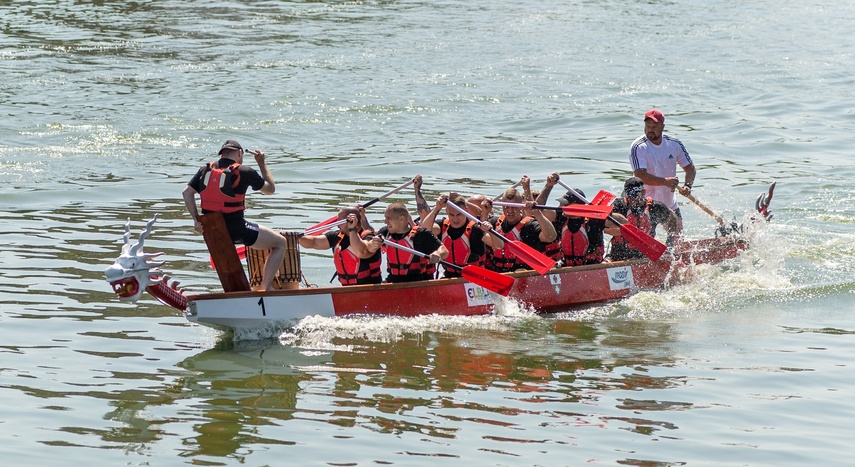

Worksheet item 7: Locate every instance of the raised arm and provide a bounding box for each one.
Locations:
[413,174,430,221]
[248,150,276,195]
[420,194,447,235]
[535,172,559,222]
[521,175,533,202]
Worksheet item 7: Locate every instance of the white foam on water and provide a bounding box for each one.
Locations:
[279,310,538,348]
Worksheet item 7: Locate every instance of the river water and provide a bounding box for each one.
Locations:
[2,0,854,465]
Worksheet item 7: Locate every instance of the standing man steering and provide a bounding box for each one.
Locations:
[629,109,696,233]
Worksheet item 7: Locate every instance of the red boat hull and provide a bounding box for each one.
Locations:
[185,236,746,331]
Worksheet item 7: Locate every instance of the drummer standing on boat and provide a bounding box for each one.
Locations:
[629,109,696,233]
[182,140,286,291]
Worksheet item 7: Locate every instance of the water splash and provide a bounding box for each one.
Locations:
[279,309,540,349]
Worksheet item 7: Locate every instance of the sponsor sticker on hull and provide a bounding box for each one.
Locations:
[607,266,634,290]
[465,283,494,306]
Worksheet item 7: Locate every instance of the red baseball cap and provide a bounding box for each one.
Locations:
[644,109,665,123]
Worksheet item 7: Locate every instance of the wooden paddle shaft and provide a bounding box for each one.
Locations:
[680,190,725,225]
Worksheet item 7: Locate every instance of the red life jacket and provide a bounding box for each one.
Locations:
[542,234,564,262]
[333,230,381,285]
[585,244,605,265]
[560,219,590,266]
[199,162,245,213]
[610,197,654,255]
[488,215,532,272]
[421,226,438,279]
[385,228,426,278]
[440,219,480,268]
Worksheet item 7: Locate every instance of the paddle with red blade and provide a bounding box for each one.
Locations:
[381,239,514,296]
[305,178,417,233]
[557,180,667,262]
[590,190,616,206]
[492,201,613,220]
[445,200,556,274]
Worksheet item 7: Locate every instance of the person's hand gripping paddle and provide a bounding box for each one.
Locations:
[445,200,556,274]
[381,239,514,296]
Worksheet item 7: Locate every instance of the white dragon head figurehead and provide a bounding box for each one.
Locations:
[105,215,166,303]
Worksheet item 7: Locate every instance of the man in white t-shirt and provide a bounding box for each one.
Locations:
[628,109,696,232]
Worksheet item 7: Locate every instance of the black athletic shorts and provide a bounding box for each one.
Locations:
[226,219,260,246]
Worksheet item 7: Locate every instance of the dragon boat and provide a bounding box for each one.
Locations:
[105,183,775,334]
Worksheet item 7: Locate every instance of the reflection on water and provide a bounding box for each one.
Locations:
[75,320,697,463]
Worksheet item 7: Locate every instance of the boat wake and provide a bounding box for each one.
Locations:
[278,302,540,349]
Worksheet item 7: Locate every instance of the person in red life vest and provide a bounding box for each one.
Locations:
[298,207,382,286]
[182,140,286,291]
[533,172,620,266]
[419,194,504,278]
[487,177,558,273]
[608,176,679,261]
[370,203,448,283]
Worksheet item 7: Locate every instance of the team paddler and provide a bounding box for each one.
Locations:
[371,203,449,283]
[419,194,504,278]
[486,175,558,273]
[298,207,382,286]
[534,172,619,266]
[608,177,679,261]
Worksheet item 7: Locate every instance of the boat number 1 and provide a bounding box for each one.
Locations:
[257,297,267,316]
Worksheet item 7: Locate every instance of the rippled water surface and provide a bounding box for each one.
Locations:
[2,0,855,465]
